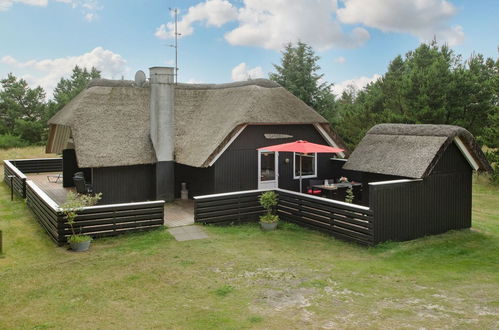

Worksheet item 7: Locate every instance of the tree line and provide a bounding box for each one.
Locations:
[270,41,498,183]
[1,43,497,182]
[0,66,100,148]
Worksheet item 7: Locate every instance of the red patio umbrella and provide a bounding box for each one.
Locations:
[258,140,344,193]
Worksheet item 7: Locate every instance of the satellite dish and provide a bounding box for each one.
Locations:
[134,70,146,86]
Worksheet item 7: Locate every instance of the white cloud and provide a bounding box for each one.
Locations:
[337,0,464,46]
[231,62,264,81]
[332,74,381,95]
[155,0,465,50]
[334,56,346,64]
[0,0,101,22]
[155,0,238,39]
[0,0,47,11]
[1,47,127,96]
[225,0,369,50]
[155,0,370,51]
[84,12,95,21]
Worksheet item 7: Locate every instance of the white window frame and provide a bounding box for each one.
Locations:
[293,152,317,179]
[258,150,279,189]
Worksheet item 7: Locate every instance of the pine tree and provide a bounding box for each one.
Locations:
[269,41,335,120]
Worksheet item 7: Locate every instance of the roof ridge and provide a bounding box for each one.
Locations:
[175,79,281,90]
[86,78,282,90]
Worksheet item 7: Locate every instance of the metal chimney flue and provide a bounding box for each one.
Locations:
[149,67,175,202]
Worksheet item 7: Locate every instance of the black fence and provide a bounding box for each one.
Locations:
[5,159,164,246]
[26,180,65,244]
[61,201,165,240]
[26,181,164,245]
[3,158,62,198]
[194,188,374,245]
[369,176,471,243]
[277,189,373,245]
[3,160,27,198]
[194,190,265,225]
[7,158,62,173]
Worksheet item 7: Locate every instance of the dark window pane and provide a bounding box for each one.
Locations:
[295,153,315,176]
[261,152,275,181]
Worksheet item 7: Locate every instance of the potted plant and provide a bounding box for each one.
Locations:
[60,192,102,252]
[259,191,279,231]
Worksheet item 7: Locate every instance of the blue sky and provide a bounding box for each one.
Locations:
[0,0,497,97]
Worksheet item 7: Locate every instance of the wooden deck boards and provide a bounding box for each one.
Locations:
[26,172,74,205]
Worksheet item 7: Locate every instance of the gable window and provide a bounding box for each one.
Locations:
[293,152,317,179]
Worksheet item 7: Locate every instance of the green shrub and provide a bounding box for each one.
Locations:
[13,119,45,144]
[345,187,354,203]
[0,134,27,149]
[259,213,279,224]
[259,191,279,223]
[485,150,499,186]
[259,191,278,210]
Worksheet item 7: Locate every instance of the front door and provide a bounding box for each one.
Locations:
[258,150,278,189]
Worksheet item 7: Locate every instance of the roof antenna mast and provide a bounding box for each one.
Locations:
[169,7,181,84]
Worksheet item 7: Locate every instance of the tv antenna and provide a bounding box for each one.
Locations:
[169,7,181,84]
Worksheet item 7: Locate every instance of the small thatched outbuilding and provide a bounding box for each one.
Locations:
[342,123,491,242]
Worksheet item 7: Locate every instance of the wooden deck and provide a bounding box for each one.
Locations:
[26,172,74,205]
[25,172,193,227]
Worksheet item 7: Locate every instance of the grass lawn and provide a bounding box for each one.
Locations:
[0,147,498,329]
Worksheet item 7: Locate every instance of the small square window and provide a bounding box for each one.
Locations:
[294,153,317,178]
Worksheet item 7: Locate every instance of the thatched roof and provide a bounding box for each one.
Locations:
[342,124,492,178]
[48,78,340,168]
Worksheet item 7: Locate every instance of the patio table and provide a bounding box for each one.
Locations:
[313,182,362,199]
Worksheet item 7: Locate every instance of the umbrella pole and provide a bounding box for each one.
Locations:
[299,154,303,193]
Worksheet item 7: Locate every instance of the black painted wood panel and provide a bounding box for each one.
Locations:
[3,160,26,198]
[175,163,214,198]
[213,124,341,194]
[369,144,473,244]
[92,164,155,204]
[8,158,62,173]
[62,149,84,187]
[194,190,265,224]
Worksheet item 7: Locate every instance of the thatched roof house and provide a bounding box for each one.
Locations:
[46,68,347,203]
[343,124,491,178]
[47,78,343,169]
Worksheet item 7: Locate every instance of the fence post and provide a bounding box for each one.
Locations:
[0,230,3,255]
[22,178,26,199]
[8,175,14,201]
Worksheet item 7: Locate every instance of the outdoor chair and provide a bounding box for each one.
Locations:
[73,172,93,194]
[47,173,62,183]
[307,179,323,196]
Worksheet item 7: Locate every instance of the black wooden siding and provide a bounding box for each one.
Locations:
[62,149,91,187]
[92,164,155,204]
[369,143,472,243]
[175,164,214,199]
[213,124,339,194]
[173,124,342,198]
